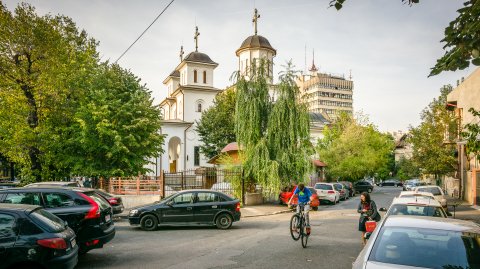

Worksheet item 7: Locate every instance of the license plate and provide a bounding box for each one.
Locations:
[105,214,111,223]
[71,238,76,248]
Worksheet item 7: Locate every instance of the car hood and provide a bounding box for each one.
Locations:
[130,201,164,211]
[366,261,429,269]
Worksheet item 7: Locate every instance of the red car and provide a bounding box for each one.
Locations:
[279,186,319,210]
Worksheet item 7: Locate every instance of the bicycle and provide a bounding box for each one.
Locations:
[290,203,310,248]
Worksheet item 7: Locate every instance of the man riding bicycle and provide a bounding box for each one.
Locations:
[288,183,314,232]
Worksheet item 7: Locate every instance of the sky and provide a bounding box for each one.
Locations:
[3,0,476,132]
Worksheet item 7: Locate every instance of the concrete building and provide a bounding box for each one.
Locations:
[446,67,480,205]
[297,60,354,121]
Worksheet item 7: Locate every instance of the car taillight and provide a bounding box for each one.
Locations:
[235,202,241,212]
[37,238,67,250]
[108,198,118,205]
[78,192,100,219]
[85,239,100,246]
[327,190,335,194]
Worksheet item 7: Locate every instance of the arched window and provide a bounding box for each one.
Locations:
[197,103,202,112]
[195,99,204,112]
[194,70,198,83]
[203,71,207,84]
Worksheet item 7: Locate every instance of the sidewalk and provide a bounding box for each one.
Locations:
[446,197,480,224]
[115,203,292,220]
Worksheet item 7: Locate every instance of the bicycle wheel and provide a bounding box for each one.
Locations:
[290,214,301,241]
[300,216,308,248]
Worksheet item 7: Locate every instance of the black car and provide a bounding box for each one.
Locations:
[379,179,403,187]
[129,190,241,231]
[0,187,115,254]
[0,204,78,269]
[93,189,124,215]
[354,181,373,193]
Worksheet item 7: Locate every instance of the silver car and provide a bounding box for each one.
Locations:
[353,216,480,269]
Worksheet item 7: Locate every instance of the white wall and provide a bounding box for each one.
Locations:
[179,63,215,87]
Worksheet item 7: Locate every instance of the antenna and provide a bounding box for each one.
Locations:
[349,69,353,80]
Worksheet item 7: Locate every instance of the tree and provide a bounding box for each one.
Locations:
[409,86,458,181]
[235,60,313,193]
[196,87,236,160]
[462,108,480,162]
[329,0,480,76]
[58,64,164,177]
[0,3,98,181]
[396,157,421,180]
[317,113,395,181]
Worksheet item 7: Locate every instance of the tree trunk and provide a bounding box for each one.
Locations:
[21,83,42,182]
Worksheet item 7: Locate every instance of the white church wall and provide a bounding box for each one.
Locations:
[160,126,186,172]
[177,94,184,120]
[183,91,217,123]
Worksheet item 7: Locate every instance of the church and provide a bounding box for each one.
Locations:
[147,9,330,176]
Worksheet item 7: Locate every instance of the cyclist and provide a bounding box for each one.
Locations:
[288,183,314,233]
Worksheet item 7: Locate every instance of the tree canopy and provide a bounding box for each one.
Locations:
[0,3,163,182]
[317,112,395,181]
[329,0,480,76]
[196,87,236,160]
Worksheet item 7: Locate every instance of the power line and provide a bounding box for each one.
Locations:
[114,0,175,63]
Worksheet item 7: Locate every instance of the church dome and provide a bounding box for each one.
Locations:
[236,35,276,56]
[183,51,217,65]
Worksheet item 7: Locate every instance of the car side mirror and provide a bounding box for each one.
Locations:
[379,207,387,212]
[166,200,174,207]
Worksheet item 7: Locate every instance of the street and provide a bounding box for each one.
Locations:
[77,187,401,269]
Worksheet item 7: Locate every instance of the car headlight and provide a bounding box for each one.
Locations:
[129,209,139,216]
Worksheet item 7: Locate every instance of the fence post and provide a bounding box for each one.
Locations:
[241,169,245,206]
[181,172,185,190]
[136,176,140,195]
[109,177,112,193]
[161,171,165,199]
[118,178,122,195]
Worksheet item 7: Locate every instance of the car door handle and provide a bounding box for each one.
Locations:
[187,207,193,210]
[212,205,218,209]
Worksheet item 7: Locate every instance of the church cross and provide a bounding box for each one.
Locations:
[179,45,184,62]
[252,8,260,35]
[194,26,200,52]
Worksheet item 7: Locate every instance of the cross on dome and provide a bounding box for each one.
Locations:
[252,8,260,35]
[194,26,200,52]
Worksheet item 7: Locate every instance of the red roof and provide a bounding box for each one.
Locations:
[221,142,239,153]
[312,160,327,167]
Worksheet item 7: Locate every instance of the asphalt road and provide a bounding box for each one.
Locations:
[76,186,402,269]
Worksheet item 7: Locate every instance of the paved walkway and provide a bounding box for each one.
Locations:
[447,197,480,223]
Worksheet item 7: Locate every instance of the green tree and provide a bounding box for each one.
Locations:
[317,113,395,181]
[60,64,164,177]
[235,60,313,193]
[0,3,98,181]
[409,86,458,181]
[329,0,480,76]
[196,87,236,159]
[396,157,421,180]
[462,108,480,163]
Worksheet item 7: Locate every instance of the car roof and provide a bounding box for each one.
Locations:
[26,181,75,185]
[0,186,94,192]
[315,182,334,185]
[415,185,440,189]
[399,191,434,197]
[384,215,480,232]
[391,196,441,207]
[0,203,42,213]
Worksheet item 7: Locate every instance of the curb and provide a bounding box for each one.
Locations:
[242,209,292,218]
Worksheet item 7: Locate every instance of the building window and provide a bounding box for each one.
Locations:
[197,103,202,112]
[194,70,198,83]
[195,99,204,112]
[194,146,200,166]
[203,71,207,84]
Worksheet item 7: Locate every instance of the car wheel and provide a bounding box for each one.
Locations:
[367,188,372,193]
[140,214,158,231]
[216,213,233,229]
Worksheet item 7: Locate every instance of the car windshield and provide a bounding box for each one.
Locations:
[84,191,111,210]
[315,184,332,190]
[418,187,442,196]
[369,227,480,269]
[388,204,446,218]
[30,208,65,233]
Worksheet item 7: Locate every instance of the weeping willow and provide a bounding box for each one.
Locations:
[235,60,313,194]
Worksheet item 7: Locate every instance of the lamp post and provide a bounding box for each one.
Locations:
[457,140,467,200]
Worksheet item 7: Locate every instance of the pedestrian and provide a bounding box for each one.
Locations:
[357,192,380,245]
[83,178,91,188]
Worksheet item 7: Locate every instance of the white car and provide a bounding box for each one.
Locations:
[314,183,340,204]
[398,191,435,200]
[413,185,448,209]
[353,216,480,269]
[382,197,448,218]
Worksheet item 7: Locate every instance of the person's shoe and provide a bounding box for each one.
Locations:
[306,226,311,235]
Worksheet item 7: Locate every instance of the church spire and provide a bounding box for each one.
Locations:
[309,49,318,72]
[252,8,260,35]
[194,26,200,52]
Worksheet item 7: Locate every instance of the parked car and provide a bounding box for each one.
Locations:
[0,187,115,254]
[378,179,403,187]
[339,181,355,197]
[353,215,480,269]
[354,180,373,193]
[314,183,340,204]
[403,179,426,191]
[380,196,448,218]
[25,181,81,188]
[279,186,320,210]
[414,185,448,209]
[93,189,124,215]
[128,190,241,230]
[334,183,349,201]
[0,204,78,269]
[398,190,435,200]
